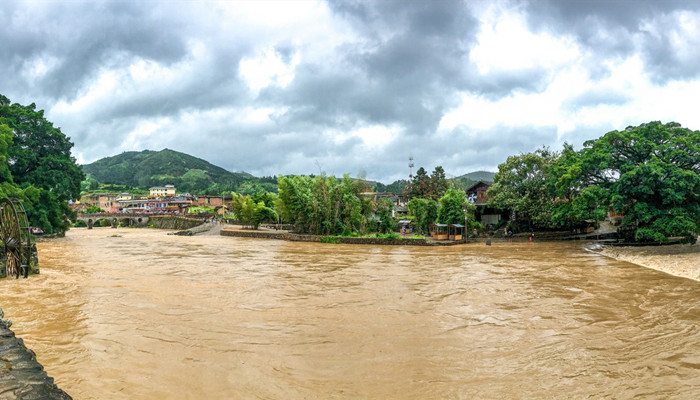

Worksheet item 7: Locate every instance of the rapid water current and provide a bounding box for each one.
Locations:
[2,228,699,399]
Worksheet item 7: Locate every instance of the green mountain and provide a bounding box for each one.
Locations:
[450,170,496,192]
[455,170,496,182]
[82,149,260,194]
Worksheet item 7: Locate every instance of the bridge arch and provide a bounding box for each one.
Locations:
[76,213,150,229]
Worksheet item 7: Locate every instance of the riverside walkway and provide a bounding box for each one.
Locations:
[0,309,71,400]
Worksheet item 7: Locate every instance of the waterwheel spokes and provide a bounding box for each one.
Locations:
[1,197,33,279]
[6,250,20,279]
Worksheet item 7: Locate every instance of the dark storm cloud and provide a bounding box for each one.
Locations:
[0,1,190,100]
[264,0,480,136]
[2,0,699,183]
[523,0,700,82]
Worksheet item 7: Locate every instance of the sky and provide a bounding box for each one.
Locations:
[2,0,700,183]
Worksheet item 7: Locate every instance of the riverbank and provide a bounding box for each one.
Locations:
[600,240,700,281]
[0,309,72,399]
[220,226,465,246]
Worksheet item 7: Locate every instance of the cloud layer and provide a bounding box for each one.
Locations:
[2,0,700,182]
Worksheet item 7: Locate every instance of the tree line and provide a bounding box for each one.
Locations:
[226,170,475,237]
[487,121,699,243]
[3,92,696,243]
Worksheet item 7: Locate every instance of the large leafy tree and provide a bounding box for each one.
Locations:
[0,95,84,234]
[486,147,558,229]
[549,144,610,230]
[437,187,467,225]
[563,122,699,243]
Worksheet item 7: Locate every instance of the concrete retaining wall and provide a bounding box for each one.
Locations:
[0,309,72,399]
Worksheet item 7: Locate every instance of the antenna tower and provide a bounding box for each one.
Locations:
[408,156,414,180]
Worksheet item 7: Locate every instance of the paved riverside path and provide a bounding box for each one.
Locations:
[0,309,72,400]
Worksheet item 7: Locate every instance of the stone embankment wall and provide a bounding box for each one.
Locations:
[148,216,204,230]
[220,229,442,246]
[0,309,72,399]
[169,221,217,236]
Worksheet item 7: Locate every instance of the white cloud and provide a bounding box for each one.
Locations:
[239,48,299,94]
[470,5,580,74]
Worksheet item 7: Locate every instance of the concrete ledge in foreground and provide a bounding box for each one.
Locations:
[0,308,72,400]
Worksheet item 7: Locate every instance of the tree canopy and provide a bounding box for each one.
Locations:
[487,122,699,243]
[409,165,448,200]
[275,174,372,235]
[486,147,557,230]
[407,197,438,234]
[437,187,467,225]
[560,122,699,242]
[0,94,85,234]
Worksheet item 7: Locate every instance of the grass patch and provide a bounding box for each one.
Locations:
[320,236,341,244]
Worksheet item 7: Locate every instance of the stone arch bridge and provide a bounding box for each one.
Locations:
[76,213,150,229]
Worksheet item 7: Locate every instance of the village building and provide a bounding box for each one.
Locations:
[361,192,408,219]
[149,184,176,197]
[465,180,507,228]
[80,193,119,213]
[116,192,133,201]
[195,194,233,214]
[119,193,194,214]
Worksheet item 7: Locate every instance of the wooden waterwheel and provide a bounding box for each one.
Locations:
[0,198,32,278]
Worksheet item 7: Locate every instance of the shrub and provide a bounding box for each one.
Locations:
[320,236,341,244]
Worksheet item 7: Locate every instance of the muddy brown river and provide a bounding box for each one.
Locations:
[2,228,699,399]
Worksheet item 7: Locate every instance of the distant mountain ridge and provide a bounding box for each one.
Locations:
[455,170,496,182]
[82,149,250,192]
[82,149,497,195]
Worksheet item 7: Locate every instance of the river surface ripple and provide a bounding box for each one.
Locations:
[1,228,699,399]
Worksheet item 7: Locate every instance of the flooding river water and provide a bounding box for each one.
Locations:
[2,228,699,399]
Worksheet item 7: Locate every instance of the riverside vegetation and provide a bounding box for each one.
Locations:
[1,93,697,244]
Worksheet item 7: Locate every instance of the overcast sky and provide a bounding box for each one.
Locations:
[2,0,700,183]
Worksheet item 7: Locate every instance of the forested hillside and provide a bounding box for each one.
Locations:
[82,149,275,194]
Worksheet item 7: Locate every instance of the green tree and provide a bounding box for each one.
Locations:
[437,187,467,225]
[275,174,371,235]
[0,95,84,234]
[407,197,438,234]
[0,95,84,201]
[384,179,408,195]
[375,197,395,233]
[411,167,431,199]
[487,147,558,230]
[430,166,448,200]
[549,143,609,229]
[85,205,105,213]
[230,192,277,229]
[562,122,699,243]
[275,175,313,232]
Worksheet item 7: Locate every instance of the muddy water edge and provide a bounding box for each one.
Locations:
[1,228,699,399]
